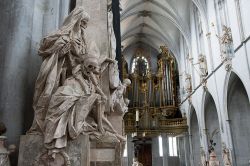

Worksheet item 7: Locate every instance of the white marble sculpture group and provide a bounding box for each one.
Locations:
[28,6,129,156]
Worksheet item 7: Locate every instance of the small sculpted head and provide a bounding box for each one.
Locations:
[123,79,131,86]
[83,57,100,74]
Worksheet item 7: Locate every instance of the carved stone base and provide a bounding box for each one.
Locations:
[18,134,89,166]
[90,139,123,166]
[0,136,10,166]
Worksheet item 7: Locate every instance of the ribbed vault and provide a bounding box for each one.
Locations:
[121,0,207,61]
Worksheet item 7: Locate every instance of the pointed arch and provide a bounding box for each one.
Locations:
[226,71,250,165]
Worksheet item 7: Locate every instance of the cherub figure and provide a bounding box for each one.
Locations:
[110,78,131,113]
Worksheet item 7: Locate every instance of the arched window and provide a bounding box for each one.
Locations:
[158,136,163,157]
[169,137,178,156]
[131,56,149,76]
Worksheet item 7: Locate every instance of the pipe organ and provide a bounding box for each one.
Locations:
[123,46,187,137]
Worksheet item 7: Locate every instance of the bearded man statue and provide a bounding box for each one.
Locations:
[28,7,124,154]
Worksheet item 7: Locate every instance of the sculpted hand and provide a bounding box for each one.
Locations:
[101,95,107,103]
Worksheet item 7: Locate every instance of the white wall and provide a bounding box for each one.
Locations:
[180,0,250,165]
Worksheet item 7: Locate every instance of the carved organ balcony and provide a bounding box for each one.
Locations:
[122,46,188,137]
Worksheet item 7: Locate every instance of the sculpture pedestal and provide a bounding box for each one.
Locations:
[90,140,123,166]
[0,136,10,166]
[18,134,90,166]
[18,134,123,166]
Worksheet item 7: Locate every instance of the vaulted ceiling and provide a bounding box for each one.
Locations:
[121,0,207,59]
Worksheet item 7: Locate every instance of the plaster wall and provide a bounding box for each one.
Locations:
[180,0,250,165]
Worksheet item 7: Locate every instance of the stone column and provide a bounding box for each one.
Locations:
[178,137,186,166]
[189,134,195,166]
[162,134,169,166]
[0,0,36,147]
[152,136,163,166]
[226,120,237,166]
[184,134,191,166]
[127,134,134,166]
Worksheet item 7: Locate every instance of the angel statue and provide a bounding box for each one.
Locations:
[110,78,131,114]
[28,7,124,154]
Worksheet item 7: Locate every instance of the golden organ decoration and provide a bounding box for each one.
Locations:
[123,47,188,137]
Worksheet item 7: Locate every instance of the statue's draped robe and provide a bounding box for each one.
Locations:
[29,7,124,150]
[29,8,89,147]
[44,71,99,149]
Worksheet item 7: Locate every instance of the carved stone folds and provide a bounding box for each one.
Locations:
[18,135,89,166]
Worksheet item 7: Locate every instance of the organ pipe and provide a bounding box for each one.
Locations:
[123,46,185,135]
